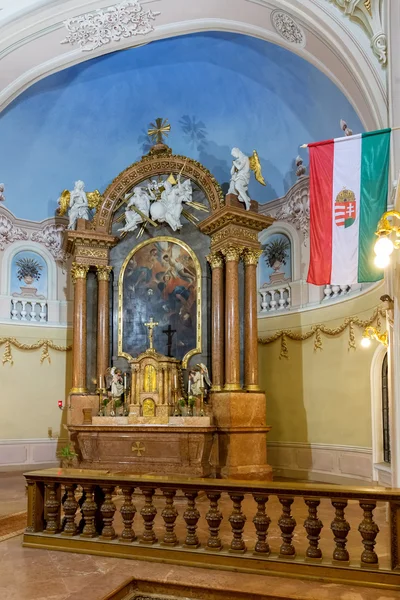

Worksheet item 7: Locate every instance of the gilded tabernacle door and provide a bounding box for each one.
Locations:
[118,237,201,367]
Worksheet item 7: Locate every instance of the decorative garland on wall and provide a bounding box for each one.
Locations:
[0,338,72,366]
[258,307,386,359]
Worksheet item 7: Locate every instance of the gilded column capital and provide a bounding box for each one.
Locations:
[243,249,263,266]
[71,262,89,284]
[96,265,113,281]
[206,251,224,269]
[221,246,242,262]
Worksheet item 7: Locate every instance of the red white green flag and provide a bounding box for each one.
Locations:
[307,128,391,285]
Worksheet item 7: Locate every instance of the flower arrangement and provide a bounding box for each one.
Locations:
[16,257,43,283]
[263,238,290,269]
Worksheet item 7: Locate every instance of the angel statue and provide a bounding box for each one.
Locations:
[57,180,102,230]
[150,175,193,231]
[118,186,151,233]
[228,148,266,210]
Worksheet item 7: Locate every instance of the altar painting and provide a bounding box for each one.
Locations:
[119,238,201,365]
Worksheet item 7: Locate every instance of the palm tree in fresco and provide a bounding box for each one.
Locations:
[179,115,208,151]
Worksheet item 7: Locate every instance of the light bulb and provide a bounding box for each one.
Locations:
[361,337,371,348]
[374,254,390,268]
[374,236,394,257]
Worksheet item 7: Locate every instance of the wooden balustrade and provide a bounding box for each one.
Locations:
[24,469,400,590]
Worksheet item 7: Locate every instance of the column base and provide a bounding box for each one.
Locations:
[243,384,261,392]
[70,387,88,394]
[223,383,242,391]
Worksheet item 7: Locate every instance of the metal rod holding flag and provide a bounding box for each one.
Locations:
[299,126,400,148]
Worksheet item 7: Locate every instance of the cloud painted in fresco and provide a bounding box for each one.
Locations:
[0,32,363,221]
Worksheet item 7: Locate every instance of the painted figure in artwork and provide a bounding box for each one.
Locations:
[228,147,266,210]
[66,180,90,229]
[119,187,151,233]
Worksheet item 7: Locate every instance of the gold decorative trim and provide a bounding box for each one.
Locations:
[71,263,89,283]
[96,265,113,281]
[206,252,224,270]
[0,338,72,366]
[70,387,88,394]
[223,383,242,391]
[118,236,202,368]
[258,307,386,359]
[243,249,263,266]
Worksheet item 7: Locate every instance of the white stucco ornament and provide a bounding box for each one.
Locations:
[61,0,161,52]
[0,215,28,250]
[271,10,305,46]
[0,184,5,202]
[31,224,67,262]
[150,176,193,232]
[118,186,151,234]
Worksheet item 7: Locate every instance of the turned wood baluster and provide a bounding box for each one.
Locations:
[331,500,351,562]
[140,488,158,544]
[206,492,223,550]
[44,482,61,534]
[253,494,271,554]
[100,485,117,540]
[278,496,296,557]
[162,489,178,546]
[120,486,136,542]
[184,491,200,548]
[229,493,247,553]
[80,485,98,538]
[62,484,78,536]
[358,501,379,565]
[304,498,323,559]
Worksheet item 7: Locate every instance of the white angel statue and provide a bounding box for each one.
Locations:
[150,175,193,231]
[58,180,102,230]
[188,363,211,397]
[228,148,266,210]
[118,186,151,233]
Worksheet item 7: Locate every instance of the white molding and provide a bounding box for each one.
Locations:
[267,441,374,483]
[370,343,390,483]
[0,437,59,470]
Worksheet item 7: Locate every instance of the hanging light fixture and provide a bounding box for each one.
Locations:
[374,211,400,268]
[361,326,388,348]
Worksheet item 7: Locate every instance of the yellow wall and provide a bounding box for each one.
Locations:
[0,324,72,440]
[258,284,384,448]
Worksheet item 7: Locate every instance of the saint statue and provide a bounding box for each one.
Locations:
[57,180,102,230]
[228,147,266,210]
[119,187,152,233]
[188,363,211,397]
[109,367,124,399]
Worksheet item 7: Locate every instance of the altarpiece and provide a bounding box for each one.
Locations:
[65,122,274,479]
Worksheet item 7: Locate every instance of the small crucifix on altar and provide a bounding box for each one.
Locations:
[162,324,176,357]
[147,117,171,145]
[144,316,159,351]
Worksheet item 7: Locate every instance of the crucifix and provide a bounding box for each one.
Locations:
[162,324,176,357]
[148,117,171,145]
[144,317,159,351]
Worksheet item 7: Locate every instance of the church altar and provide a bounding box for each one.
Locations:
[64,119,273,479]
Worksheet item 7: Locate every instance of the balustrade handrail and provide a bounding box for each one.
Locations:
[24,468,400,500]
[23,468,400,590]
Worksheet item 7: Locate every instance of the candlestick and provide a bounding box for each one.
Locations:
[99,374,103,390]
[188,379,191,394]
[124,372,127,390]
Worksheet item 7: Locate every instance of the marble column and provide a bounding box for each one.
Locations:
[96,266,112,388]
[243,249,262,390]
[222,246,242,391]
[131,367,137,404]
[207,252,224,391]
[71,263,89,393]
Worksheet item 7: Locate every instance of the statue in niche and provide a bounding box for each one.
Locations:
[118,186,152,234]
[188,363,211,397]
[58,180,102,229]
[150,175,193,231]
[228,148,266,210]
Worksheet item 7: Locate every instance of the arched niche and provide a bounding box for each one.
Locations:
[258,231,292,288]
[0,240,57,301]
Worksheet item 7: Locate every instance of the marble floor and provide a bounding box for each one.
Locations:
[1,471,400,600]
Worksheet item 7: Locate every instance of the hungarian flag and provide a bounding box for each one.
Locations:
[307,128,391,285]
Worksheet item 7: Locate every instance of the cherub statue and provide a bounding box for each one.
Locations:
[57,181,102,230]
[228,148,266,210]
[0,183,5,202]
[118,186,151,234]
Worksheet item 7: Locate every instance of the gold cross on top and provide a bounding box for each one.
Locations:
[148,117,171,145]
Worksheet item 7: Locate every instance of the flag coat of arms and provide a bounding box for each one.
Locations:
[307,128,391,285]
